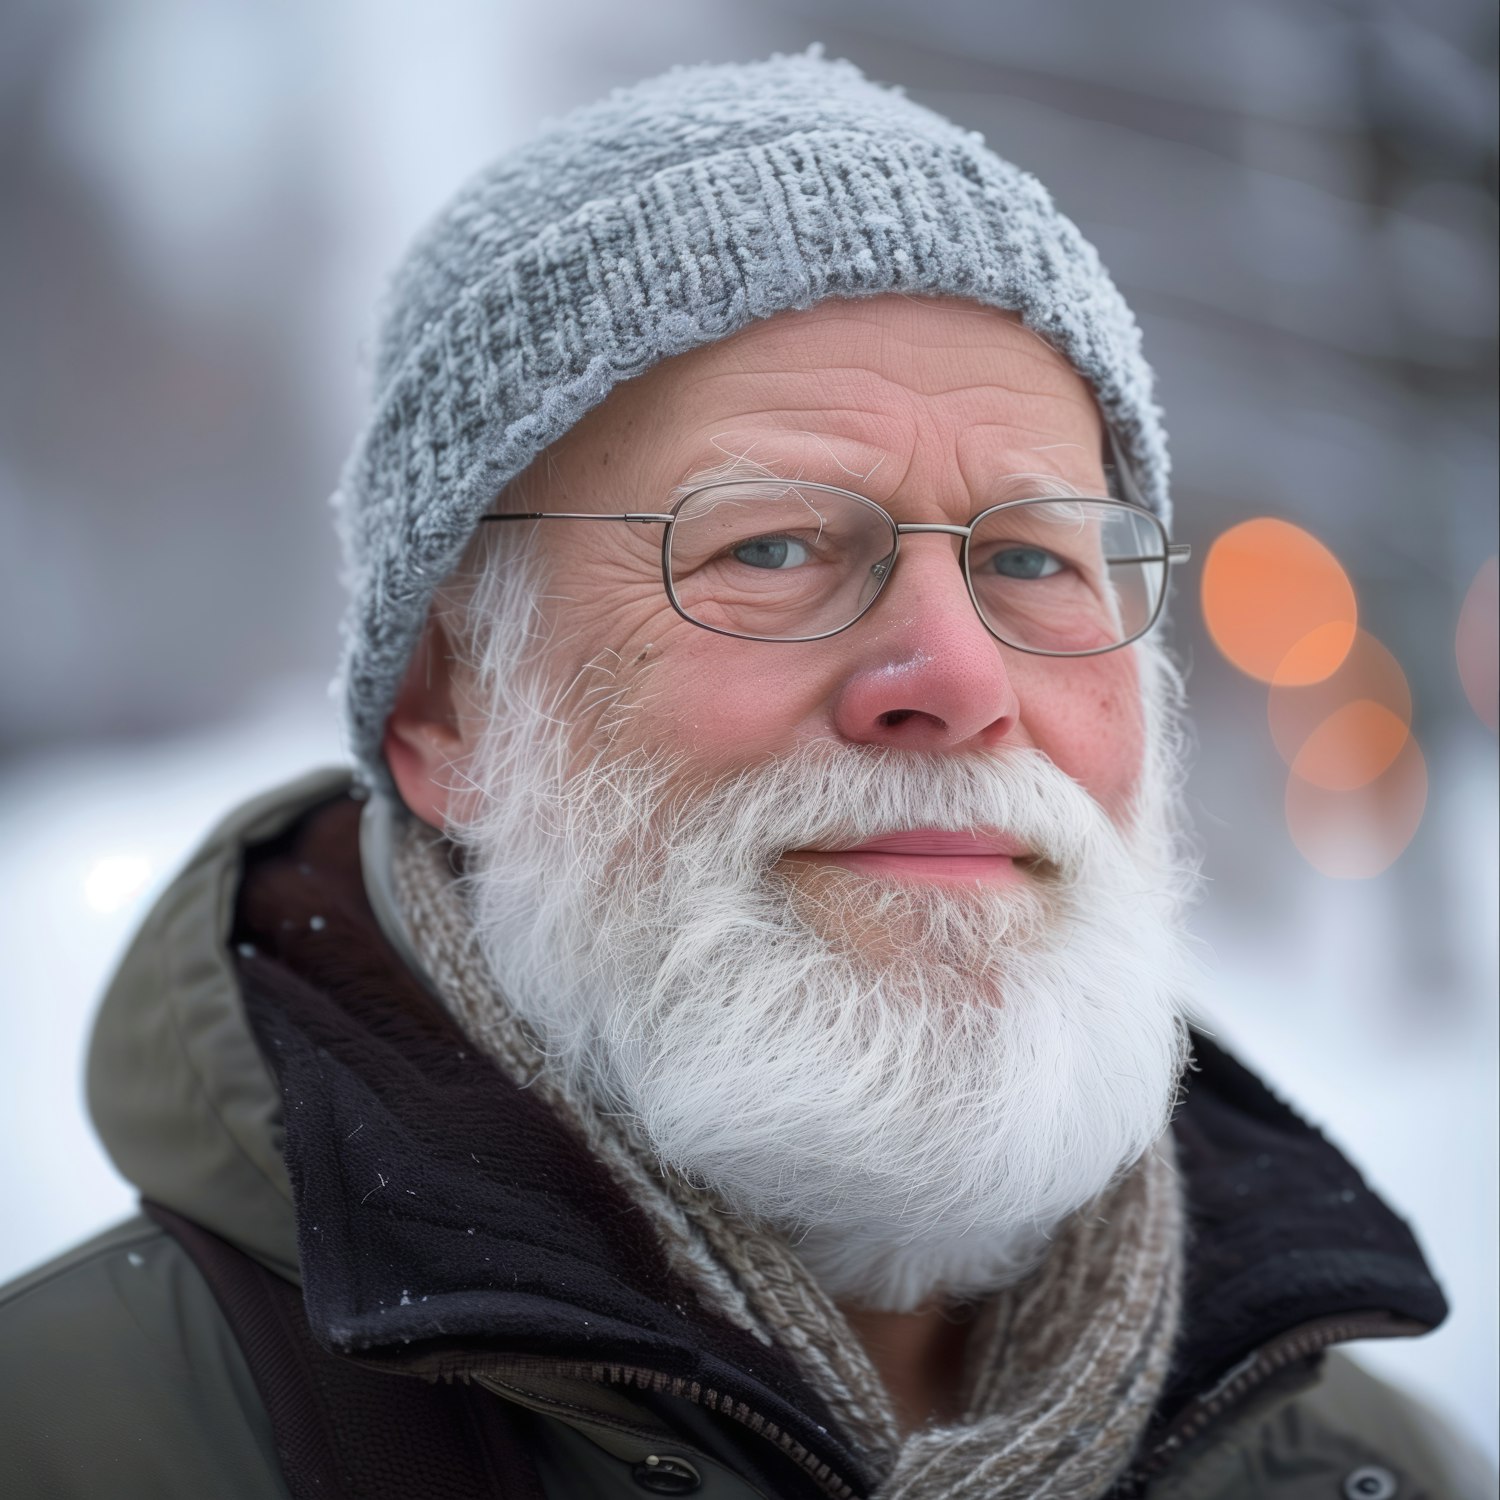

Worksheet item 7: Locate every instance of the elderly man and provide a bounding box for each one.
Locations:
[1,51,1476,1500]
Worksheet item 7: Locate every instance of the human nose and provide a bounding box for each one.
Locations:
[829,538,1020,751]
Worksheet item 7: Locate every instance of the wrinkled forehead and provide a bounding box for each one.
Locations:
[533,296,1114,501]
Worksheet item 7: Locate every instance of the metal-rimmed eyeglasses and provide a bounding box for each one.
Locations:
[480,478,1190,657]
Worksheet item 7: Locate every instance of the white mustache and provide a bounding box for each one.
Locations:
[643,741,1108,885]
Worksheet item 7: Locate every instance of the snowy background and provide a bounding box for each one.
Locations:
[2,0,1495,1467]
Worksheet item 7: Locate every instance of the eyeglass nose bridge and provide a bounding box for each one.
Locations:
[892,521,973,538]
[869,521,980,591]
[856,519,979,623]
[869,521,975,597]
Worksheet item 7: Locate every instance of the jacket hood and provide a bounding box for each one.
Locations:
[86,768,353,1282]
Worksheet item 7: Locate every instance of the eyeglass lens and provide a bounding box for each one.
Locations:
[665,480,1166,651]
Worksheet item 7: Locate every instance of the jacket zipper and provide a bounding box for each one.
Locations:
[1123,1310,1432,1489]
[570,1360,861,1499]
[400,1310,1430,1498]
[414,1351,862,1500]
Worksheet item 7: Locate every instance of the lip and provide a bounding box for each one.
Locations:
[787,829,1032,886]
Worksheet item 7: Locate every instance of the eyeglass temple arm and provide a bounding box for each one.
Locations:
[1104,426,1189,562]
[1105,424,1147,507]
[479,511,674,524]
[1109,546,1192,564]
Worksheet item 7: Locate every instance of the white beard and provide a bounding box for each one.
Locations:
[446,645,1199,1313]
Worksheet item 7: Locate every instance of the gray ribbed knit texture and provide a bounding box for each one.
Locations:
[334,48,1172,784]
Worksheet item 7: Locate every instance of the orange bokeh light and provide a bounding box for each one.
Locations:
[1290,701,1411,793]
[1269,629,1413,791]
[1202,518,1357,684]
[1285,734,1428,879]
[1456,555,1498,733]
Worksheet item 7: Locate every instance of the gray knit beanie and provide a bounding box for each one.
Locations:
[334,47,1170,784]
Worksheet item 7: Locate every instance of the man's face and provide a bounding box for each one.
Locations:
[453,294,1146,838]
[401,295,1193,1314]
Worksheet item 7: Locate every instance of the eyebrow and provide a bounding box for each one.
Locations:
[672,440,888,494]
[672,453,1096,503]
[672,453,786,494]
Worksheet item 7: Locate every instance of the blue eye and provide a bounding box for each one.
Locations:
[731,536,811,569]
[986,547,1063,580]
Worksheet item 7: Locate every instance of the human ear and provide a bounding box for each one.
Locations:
[382,615,467,830]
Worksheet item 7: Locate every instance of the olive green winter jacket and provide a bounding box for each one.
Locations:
[0,772,1491,1499]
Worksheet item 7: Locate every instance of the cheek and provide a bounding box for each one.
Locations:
[530,571,684,752]
[1013,651,1146,817]
[615,629,818,775]
[536,561,806,772]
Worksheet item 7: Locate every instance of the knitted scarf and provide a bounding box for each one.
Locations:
[391,821,1183,1500]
